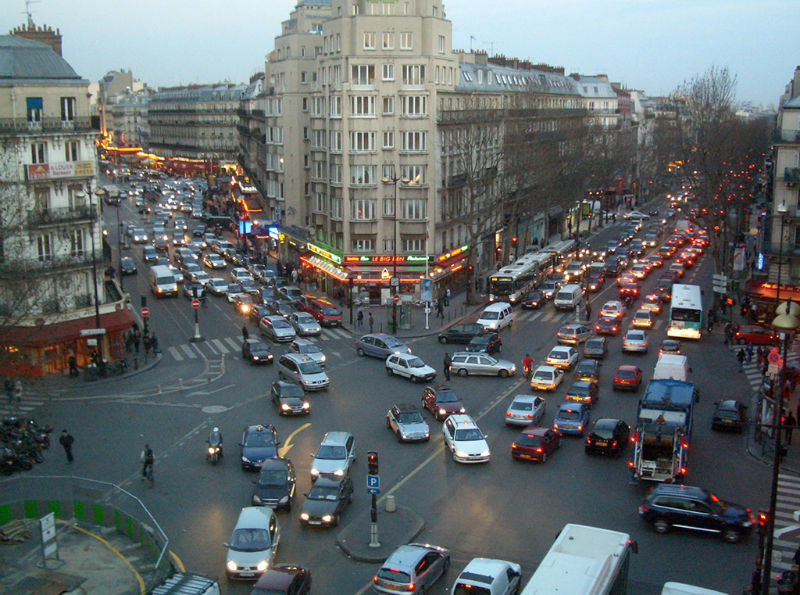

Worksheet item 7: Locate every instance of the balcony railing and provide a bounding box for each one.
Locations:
[0,117,93,134]
[0,252,96,276]
[27,205,96,227]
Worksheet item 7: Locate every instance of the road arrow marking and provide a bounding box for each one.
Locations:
[278,422,311,458]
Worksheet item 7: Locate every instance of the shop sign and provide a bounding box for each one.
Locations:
[307,242,343,265]
[437,244,469,263]
[27,161,94,180]
[268,226,280,240]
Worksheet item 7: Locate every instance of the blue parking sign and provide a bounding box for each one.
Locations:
[367,474,380,494]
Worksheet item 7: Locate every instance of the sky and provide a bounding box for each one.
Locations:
[2,0,796,106]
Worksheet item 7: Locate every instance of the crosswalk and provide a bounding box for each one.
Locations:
[772,472,800,574]
[166,326,352,362]
[739,337,800,393]
[0,393,48,419]
[514,307,665,331]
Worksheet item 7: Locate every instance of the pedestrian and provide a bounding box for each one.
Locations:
[586,302,592,321]
[4,379,13,403]
[786,411,797,445]
[59,429,74,463]
[133,327,141,354]
[707,308,715,327]
[445,288,451,307]
[13,379,22,403]
[357,309,364,330]
[242,324,249,341]
[143,335,152,357]
[368,312,374,333]
[783,383,792,404]
[737,348,745,372]
[746,344,753,364]
[125,332,134,353]
[443,353,452,381]
[68,354,79,377]
[436,300,444,319]
[151,333,159,354]
[762,359,769,378]
[291,268,298,284]
[757,346,764,367]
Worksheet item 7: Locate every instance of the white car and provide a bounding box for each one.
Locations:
[385,353,437,383]
[530,365,564,391]
[288,312,321,336]
[206,278,228,296]
[442,414,490,463]
[224,507,280,580]
[231,267,252,284]
[622,329,648,353]
[545,345,578,370]
[632,309,653,329]
[600,300,625,319]
[203,253,226,269]
[505,395,546,426]
[192,271,211,286]
[450,558,522,595]
[288,338,326,367]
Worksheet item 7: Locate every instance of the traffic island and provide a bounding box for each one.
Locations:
[336,505,424,563]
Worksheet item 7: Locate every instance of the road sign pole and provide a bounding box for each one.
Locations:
[369,493,380,548]
[190,290,203,343]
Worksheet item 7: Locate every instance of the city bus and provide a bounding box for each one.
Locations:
[540,239,578,273]
[521,524,635,595]
[667,283,703,340]
[488,253,552,304]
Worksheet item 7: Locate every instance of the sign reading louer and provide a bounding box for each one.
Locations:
[40,511,59,563]
[27,161,94,181]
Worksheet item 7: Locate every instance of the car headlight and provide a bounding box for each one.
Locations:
[459,407,465,413]
[256,560,268,572]
[322,514,333,523]
[310,468,319,477]
[252,495,262,504]
[281,403,290,411]
[302,402,310,410]
[226,560,237,572]
[320,355,326,362]
[438,408,447,416]
[241,456,251,463]
[279,496,289,504]
[334,469,344,477]
[480,450,490,457]
[455,450,469,458]
[300,512,310,521]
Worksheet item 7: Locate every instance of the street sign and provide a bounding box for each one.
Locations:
[390,276,399,288]
[421,278,433,302]
[392,294,400,304]
[713,273,728,283]
[768,348,781,366]
[712,285,728,294]
[192,299,200,309]
[141,307,150,317]
[79,328,106,337]
[367,474,380,495]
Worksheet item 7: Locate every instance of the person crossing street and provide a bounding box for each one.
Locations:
[443,353,452,381]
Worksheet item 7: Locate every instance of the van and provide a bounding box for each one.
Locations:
[303,297,342,327]
[149,265,178,298]
[653,354,691,381]
[224,506,280,580]
[476,302,513,331]
[554,284,583,311]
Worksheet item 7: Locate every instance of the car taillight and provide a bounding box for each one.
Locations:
[628,460,634,468]
[511,443,518,449]
[611,441,617,448]
[585,438,591,445]
[535,447,543,453]
[526,414,533,419]
[407,584,415,592]
[505,412,512,417]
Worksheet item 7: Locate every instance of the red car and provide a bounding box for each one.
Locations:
[251,565,311,594]
[735,325,779,346]
[613,365,642,391]
[511,426,561,463]
[421,385,466,421]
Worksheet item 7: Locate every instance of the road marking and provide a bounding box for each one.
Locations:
[168,346,184,362]
[225,337,240,350]
[528,311,543,322]
[278,422,311,458]
[190,343,206,359]
[205,342,218,355]
[771,472,800,573]
[211,338,228,354]
[179,344,196,359]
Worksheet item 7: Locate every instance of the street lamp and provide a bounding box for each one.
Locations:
[77,185,102,331]
[382,172,409,334]
[775,200,788,306]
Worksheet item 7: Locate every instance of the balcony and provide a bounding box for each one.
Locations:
[27,206,96,227]
[785,168,800,186]
[0,252,95,277]
[0,117,93,134]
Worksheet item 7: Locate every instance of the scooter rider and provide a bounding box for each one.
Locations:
[522,353,534,378]
[208,426,223,457]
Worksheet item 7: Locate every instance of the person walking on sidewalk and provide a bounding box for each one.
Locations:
[368,312,374,333]
[445,288,451,306]
[13,379,22,403]
[436,299,444,319]
[785,411,797,445]
[737,348,745,371]
[443,353,452,381]
[242,324,249,341]
[357,310,364,330]
[59,430,75,463]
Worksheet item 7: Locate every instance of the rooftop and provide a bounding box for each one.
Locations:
[0,35,84,82]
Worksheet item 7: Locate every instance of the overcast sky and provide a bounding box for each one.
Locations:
[3,0,795,106]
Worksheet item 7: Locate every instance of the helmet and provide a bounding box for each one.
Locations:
[212,427,219,432]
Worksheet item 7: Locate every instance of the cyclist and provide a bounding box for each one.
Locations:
[521,353,534,378]
[141,443,154,480]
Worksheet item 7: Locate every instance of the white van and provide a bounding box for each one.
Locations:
[653,354,691,381]
[149,265,178,298]
[477,302,513,331]
[554,284,583,311]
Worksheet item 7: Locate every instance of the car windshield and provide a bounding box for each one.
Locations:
[436,391,458,403]
[257,469,287,487]
[273,320,292,329]
[515,434,542,447]
[397,411,423,424]
[244,432,276,448]
[586,339,603,348]
[533,371,553,381]
[628,332,645,340]
[376,568,412,584]
[251,343,269,352]
[315,445,346,460]
[383,337,402,347]
[617,370,636,380]
[298,361,322,374]
[229,283,243,293]
[481,312,499,320]
[511,400,533,411]
[454,428,483,441]
[542,282,556,290]
[308,484,340,501]
[299,344,321,354]
[322,308,340,316]
[559,410,581,421]
[407,357,426,368]
[549,351,567,360]
[569,385,590,396]
[229,528,270,552]
[592,425,615,439]
[297,314,315,324]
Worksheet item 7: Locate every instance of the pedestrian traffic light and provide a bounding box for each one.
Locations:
[367,451,379,475]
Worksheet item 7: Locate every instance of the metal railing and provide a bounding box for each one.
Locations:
[0,117,93,133]
[27,205,96,226]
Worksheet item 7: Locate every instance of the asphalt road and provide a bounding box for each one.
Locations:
[38,187,769,595]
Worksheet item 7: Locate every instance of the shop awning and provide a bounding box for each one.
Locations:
[301,254,349,281]
[745,280,800,303]
[2,307,134,348]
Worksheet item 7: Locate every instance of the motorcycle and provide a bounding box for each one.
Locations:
[0,447,33,475]
[206,441,221,464]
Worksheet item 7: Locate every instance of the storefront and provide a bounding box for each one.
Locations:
[744,280,800,323]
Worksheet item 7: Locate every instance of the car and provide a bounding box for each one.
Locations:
[622,330,648,353]
[153,237,169,252]
[242,338,273,365]
[638,484,754,543]
[224,506,280,580]
[132,228,148,243]
[250,565,311,595]
[449,352,516,377]
[659,339,681,355]
[594,317,621,336]
[270,380,310,416]
[521,289,545,309]
[355,333,411,358]
[235,294,258,316]
[668,262,685,279]
[251,458,296,510]
[421,385,465,421]
[299,476,353,528]
[276,353,329,391]
[585,418,630,456]
[310,431,356,482]
[613,364,643,391]
[288,312,321,336]
[192,224,206,238]
[583,337,608,359]
[734,324,779,346]
[278,285,303,303]
[373,543,450,595]
[203,253,227,269]
[120,256,137,275]
[632,309,654,329]
[386,402,430,442]
[530,365,564,391]
[437,323,486,344]
[465,332,502,354]
[450,558,522,595]
[586,273,605,293]
[206,278,228,296]
[642,294,662,314]
[600,300,625,319]
[143,245,158,264]
[631,263,648,279]
[171,230,186,246]
[574,358,600,384]
[556,324,592,345]
[226,282,246,302]
[240,424,280,471]
[182,281,206,300]
[260,315,297,343]
[442,414,490,463]
[712,400,747,432]
[619,282,640,299]
[545,345,578,370]
[288,338,326,367]
[231,267,253,284]
[649,254,664,268]
[386,353,437,382]
[268,299,295,319]
[540,279,560,300]
[511,425,561,463]
[564,380,599,408]
[553,402,590,436]
[241,279,261,296]
[505,395,546,426]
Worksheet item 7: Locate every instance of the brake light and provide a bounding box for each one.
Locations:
[526,414,533,419]
[511,443,518,449]
[628,460,634,468]
[680,467,687,475]
[585,438,591,445]
[535,448,543,453]
[505,412,512,417]
[407,584,415,592]
[612,441,618,448]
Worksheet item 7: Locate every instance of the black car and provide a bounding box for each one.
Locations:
[251,458,296,511]
[242,338,274,365]
[251,565,311,595]
[585,418,630,456]
[234,294,259,316]
[192,225,206,238]
[120,256,137,275]
[564,381,599,408]
[465,332,502,354]
[269,300,295,319]
[240,424,280,471]
[603,258,621,277]
[437,323,485,344]
[711,400,746,432]
[574,359,600,384]
[639,484,754,543]
[299,476,353,527]
[521,290,544,309]
[271,381,310,415]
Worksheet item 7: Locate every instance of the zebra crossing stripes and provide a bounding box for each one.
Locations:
[771,472,800,573]
[0,396,48,418]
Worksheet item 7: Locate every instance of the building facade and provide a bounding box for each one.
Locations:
[104,88,151,147]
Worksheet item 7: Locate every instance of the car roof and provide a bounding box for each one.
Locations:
[594,417,622,429]
[258,458,290,472]
[384,544,435,569]
[520,425,549,435]
[511,394,540,403]
[535,365,558,373]
[558,402,584,412]
[245,424,275,436]
[393,402,420,413]
[650,484,708,499]
[448,414,477,427]
[460,558,516,578]
[321,431,352,445]
[617,364,640,372]
[234,506,273,530]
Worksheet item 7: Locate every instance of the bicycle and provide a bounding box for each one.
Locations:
[142,462,154,486]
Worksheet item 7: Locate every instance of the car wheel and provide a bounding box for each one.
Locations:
[723,528,741,543]
[653,519,670,534]
[458,368,468,377]
[439,336,448,344]
[386,367,393,376]
[357,347,365,356]
[498,369,509,378]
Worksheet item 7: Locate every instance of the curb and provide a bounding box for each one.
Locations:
[39,354,163,396]
[336,505,425,563]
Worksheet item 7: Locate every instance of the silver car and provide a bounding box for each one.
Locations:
[373,543,450,594]
[622,329,648,353]
[260,315,297,343]
[206,278,228,296]
[288,338,326,367]
[449,352,516,378]
[386,403,430,442]
[276,353,329,390]
[505,395,546,426]
[310,431,356,482]
[288,312,321,336]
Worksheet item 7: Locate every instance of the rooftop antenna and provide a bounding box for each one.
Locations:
[23,0,40,27]
[469,35,476,52]
[485,40,496,55]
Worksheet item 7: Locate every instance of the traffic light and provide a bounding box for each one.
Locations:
[757,510,769,535]
[368,451,379,475]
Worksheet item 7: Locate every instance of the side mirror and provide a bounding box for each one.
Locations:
[223,542,229,548]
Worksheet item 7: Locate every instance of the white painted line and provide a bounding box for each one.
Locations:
[212,338,229,354]
[205,341,218,355]
[179,344,196,359]
[168,346,184,362]
[225,337,240,350]
[330,350,341,359]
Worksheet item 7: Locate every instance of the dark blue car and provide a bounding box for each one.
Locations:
[552,402,590,436]
[240,424,280,471]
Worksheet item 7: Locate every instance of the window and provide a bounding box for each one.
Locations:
[382,96,395,115]
[314,193,327,212]
[438,35,445,53]
[352,238,373,252]
[60,97,76,122]
[312,162,325,179]
[350,165,376,185]
[34,187,50,212]
[363,32,375,49]
[382,32,394,50]
[332,198,343,219]
[302,97,308,111]
[402,237,424,251]
[402,95,427,116]
[400,32,412,50]
[352,65,375,86]
[37,234,53,261]
[330,95,342,117]
[383,238,395,251]
[303,127,309,141]
[336,33,341,51]
[31,142,47,164]
[330,164,343,183]
[382,131,394,149]
[300,71,307,83]
[330,130,342,152]
[70,229,85,257]
[401,165,426,185]
[401,131,427,152]
[312,130,326,148]
[382,64,394,81]
[401,200,426,220]
[65,141,79,161]
[402,65,425,85]
[350,95,375,117]
[26,97,42,123]
[383,198,395,216]
[351,199,376,220]
[382,164,395,179]
[350,131,375,152]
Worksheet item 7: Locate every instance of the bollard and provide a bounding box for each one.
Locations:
[385,494,396,513]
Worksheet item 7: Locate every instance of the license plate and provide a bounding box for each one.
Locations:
[722,419,732,424]
[596,441,608,447]
[308,520,321,525]
[519,454,532,459]
[238,572,254,578]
